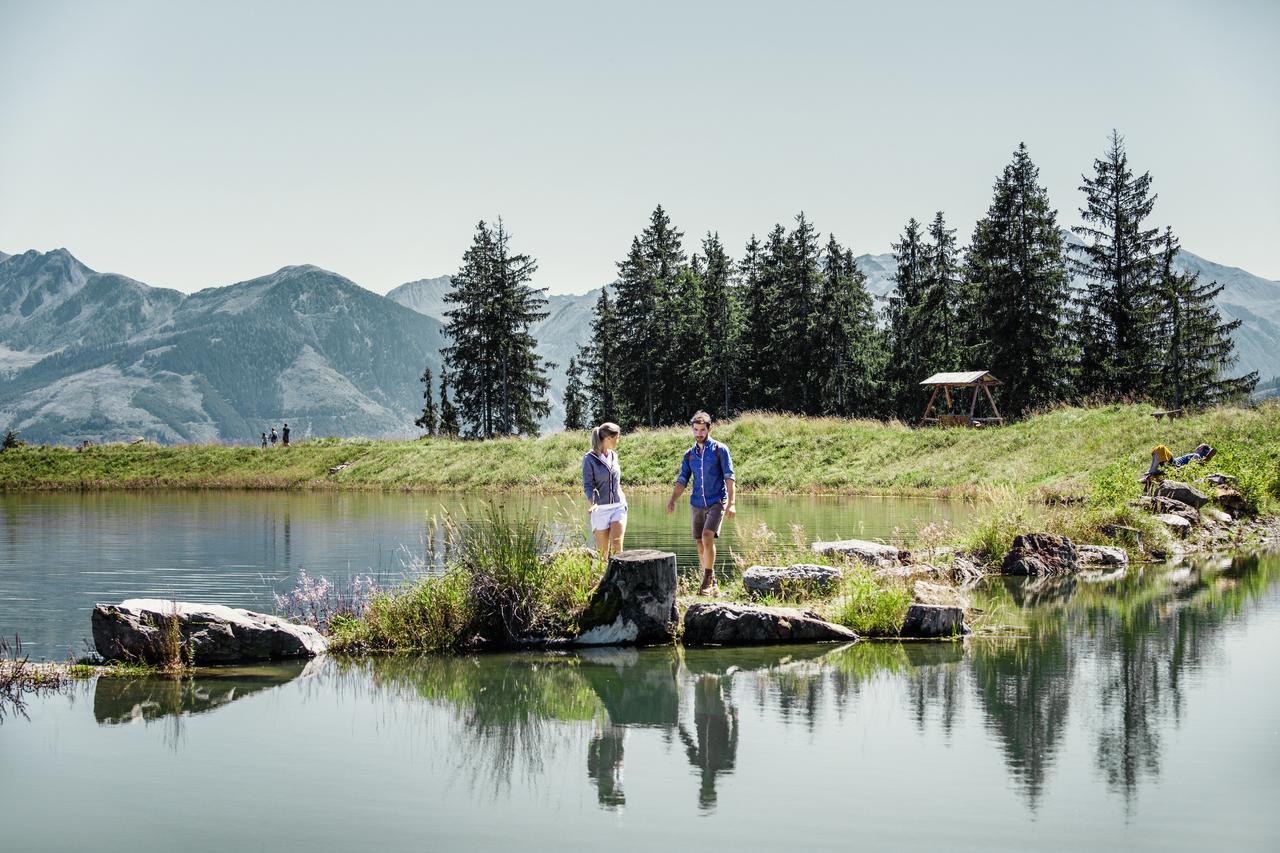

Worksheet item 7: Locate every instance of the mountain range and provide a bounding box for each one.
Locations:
[1,242,1276,445]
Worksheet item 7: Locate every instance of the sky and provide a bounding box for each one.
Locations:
[2,0,1278,295]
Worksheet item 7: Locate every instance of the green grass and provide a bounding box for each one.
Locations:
[3,403,1277,503]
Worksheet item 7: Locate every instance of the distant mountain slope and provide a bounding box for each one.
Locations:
[384,276,452,319]
[0,252,446,444]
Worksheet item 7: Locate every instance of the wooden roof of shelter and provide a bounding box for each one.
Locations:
[920,371,1001,386]
[919,369,1003,427]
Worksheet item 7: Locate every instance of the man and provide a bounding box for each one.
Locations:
[282,423,290,447]
[667,411,736,596]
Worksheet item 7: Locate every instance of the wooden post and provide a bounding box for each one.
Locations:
[943,385,952,411]
[968,384,979,422]
[981,382,1001,421]
[921,385,940,424]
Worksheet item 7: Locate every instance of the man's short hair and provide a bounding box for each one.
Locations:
[689,411,712,426]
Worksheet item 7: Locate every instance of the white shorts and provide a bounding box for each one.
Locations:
[590,501,628,531]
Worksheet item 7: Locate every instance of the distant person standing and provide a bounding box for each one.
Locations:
[666,411,735,596]
[269,427,278,446]
[261,432,268,449]
[583,422,627,562]
[282,423,290,447]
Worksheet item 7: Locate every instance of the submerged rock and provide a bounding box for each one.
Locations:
[1155,480,1209,509]
[743,564,843,597]
[573,550,678,647]
[92,600,326,665]
[899,604,967,639]
[810,538,906,568]
[682,602,857,646]
[1000,533,1078,576]
[1076,545,1129,567]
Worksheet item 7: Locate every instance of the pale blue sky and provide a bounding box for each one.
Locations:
[2,0,1277,294]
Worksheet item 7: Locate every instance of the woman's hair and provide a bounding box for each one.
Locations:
[591,422,621,454]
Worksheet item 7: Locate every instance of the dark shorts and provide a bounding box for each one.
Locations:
[692,502,726,539]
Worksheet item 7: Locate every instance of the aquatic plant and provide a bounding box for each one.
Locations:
[274,569,381,634]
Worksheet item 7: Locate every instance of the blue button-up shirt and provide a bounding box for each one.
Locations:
[676,438,735,508]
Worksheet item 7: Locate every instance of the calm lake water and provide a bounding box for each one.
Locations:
[2,494,1279,851]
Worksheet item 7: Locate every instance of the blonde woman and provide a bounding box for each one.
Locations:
[583,422,627,561]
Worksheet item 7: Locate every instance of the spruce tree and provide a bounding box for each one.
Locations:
[919,211,963,373]
[694,232,738,417]
[812,234,884,416]
[739,226,789,410]
[562,356,588,430]
[413,365,438,435]
[438,367,460,436]
[965,143,1074,415]
[443,219,551,437]
[1072,131,1162,399]
[1154,228,1258,407]
[885,217,928,418]
[778,213,823,413]
[578,288,619,424]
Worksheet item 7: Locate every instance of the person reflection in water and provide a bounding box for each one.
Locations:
[587,721,627,809]
[678,674,739,810]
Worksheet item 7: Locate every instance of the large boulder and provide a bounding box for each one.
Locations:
[1213,487,1251,515]
[1138,495,1199,525]
[1000,533,1078,576]
[1155,480,1209,509]
[899,604,967,639]
[811,538,906,568]
[743,564,842,597]
[682,602,857,646]
[573,550,678,646]
[1076,545,1129,567]
[92,600,326,665]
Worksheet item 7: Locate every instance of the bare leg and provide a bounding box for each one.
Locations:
[699,530,718,594]
[594,527,610,563]
[609,519,626,556]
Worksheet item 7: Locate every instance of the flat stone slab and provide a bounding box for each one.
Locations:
[1076,544,1129,566]
[899,604,967,639]
[810,538,905,567]
[573,550,678,647]
[743,564,842,597]
[1155,480,1209,509]
[682,602,857,646]
[1155,513,1192,536]
[92,599,326,665]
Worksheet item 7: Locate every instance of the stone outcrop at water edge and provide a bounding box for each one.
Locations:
[683,602,858,646]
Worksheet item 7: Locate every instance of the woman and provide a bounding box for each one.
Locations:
[583,422,627,562]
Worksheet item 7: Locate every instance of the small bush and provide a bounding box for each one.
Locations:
[830,569,911,636]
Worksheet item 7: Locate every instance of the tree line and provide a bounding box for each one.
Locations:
[418,132,1257,438]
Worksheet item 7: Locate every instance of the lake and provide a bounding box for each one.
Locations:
[1,492,1278,851]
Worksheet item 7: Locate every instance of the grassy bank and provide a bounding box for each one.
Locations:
[3,404,1278,502]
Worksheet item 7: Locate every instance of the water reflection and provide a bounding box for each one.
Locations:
[80,552,1280,816]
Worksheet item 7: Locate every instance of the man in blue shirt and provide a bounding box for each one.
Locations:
[667,411,736,596]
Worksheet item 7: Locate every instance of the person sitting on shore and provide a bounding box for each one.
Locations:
[1141,443,1216,486]
[583,422,627,563]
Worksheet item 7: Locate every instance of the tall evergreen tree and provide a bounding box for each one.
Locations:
[577,287,620,424]
[693,232,738,418]
[964,143,1074,415]
[812,234,885,416]
[776,213,823,413]
[414,365,437,434]
[1072,130,1162,398]
[443,219,551,437]
[739,226,788,410]
[1154,228,1258,407]
[918,211,963,373]
[438,367,460,436]
[885,217,929,418]
[562,356,588,431]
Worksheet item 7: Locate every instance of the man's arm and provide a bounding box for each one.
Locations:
[724,478,736,517]
[667,482,685,514]
[669,453,690,514]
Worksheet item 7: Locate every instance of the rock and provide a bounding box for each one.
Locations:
[1202,506,1233,524]
[1155,480,1209,508]
[1000,533,1078,576]
[912,580,969,609]
[873,563,942,580]
[1155,513,1192,537]
[811,538,907,568]
[743,563,842,597]
[92,599,326,665]
[574,550,678,646]
[682,602,857,646]
[1213,487,1250,515]
[899,604,967,639]
[1076,545,1129,567]
[1138,495,1199,524]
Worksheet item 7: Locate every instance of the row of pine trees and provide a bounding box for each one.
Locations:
[417,132,1256,438]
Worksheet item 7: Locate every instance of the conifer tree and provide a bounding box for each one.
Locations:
[885,217,929,418]
[778,213,823,413]
[443,219,551,437]
[562,356,588,431]
[1072,131,1162,398]
[413,365,437,434]
[965,143,1074,415]
[812,234,884,416]
[438,367,460,436]
[693,232,738,417]
[1154,228,1258,407]
[919,211,963,373]
[739,226,788,410]
[577,288,620,425]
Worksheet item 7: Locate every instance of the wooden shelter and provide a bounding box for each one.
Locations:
[919,371,1003,427]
